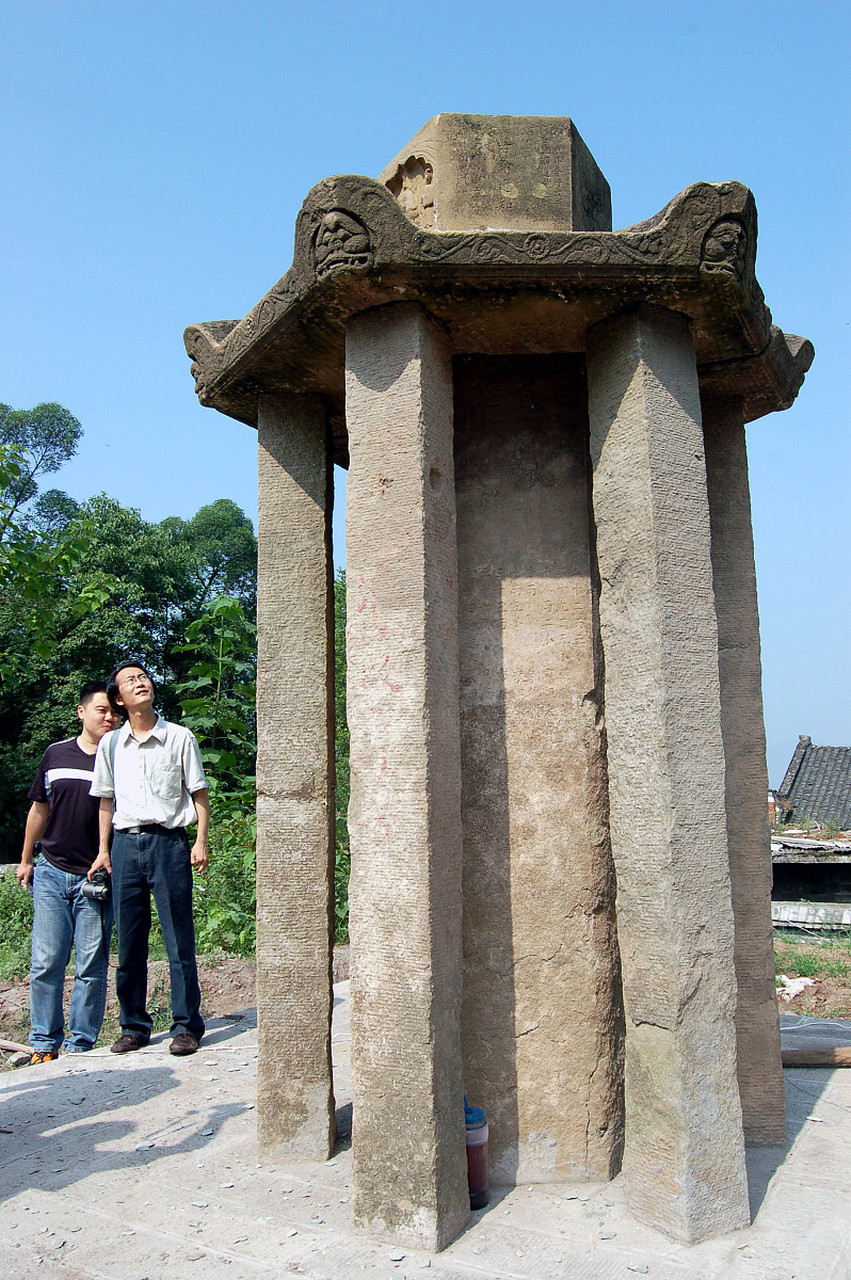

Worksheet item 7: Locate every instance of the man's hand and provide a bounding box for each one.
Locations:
[19,801,48,888]
[190,841,209,874]
[15,861,33,888]
[93,797,114,878]
[190,788,210,874]
[88,850,112,879]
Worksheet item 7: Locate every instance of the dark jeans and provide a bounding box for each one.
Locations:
[111,826,204,1042]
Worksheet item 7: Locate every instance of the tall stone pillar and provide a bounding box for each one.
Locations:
[255,393,335,1160]
[586,306,750,1244]
[345,303,469,1251]
[454,355,624,1185]
[702,396,785,1144]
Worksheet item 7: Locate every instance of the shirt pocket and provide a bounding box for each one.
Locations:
[148,758,184,807]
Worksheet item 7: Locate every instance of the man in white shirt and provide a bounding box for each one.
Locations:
[90,661,210,1056]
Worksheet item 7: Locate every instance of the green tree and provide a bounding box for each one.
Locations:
[0,401,82,534]
[176,595,257,955]
[0,485,258,860]
[0,404,107,681]
[0,411,110,857]
[161,498,258,618]
[176,594,257,795]
[0,400,265,921]
[0,448,105,676]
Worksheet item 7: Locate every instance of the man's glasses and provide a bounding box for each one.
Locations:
[118,674,151,688]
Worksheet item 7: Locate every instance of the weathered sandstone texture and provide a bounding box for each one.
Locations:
[587,306,749,1242]
[186,114,813,1251]
[454,355,623,1185]
[345,304,469,1251]
[379,113,612,233]
[702,396,786,1143]
[255,394,335,1159]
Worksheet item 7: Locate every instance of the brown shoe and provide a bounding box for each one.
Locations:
[110,1033,147,1054]
[169,1033,199,1056]
[29,1051,59,1065]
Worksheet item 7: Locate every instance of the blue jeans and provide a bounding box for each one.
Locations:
[110,826,204,1042]
[29,857,113,1053]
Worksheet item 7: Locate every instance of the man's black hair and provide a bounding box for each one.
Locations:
[106,660,155,713]
[79,680,108,706]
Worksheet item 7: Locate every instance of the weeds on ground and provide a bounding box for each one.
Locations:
[1,970,174,1058]
[0,871,34,980]
[192,802,256,956]
[774,928,851,980]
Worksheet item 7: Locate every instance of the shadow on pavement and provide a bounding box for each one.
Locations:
[0,1063,251,1205]
[745,1064,836,1218]
[195,1007,257,1047]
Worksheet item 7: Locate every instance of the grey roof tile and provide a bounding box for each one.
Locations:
[777,735,851,829]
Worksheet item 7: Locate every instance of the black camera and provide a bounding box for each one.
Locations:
[80,869,111,903]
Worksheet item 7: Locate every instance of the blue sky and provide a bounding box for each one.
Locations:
[1,1,848,784]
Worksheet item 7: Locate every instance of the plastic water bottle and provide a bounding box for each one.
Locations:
[464,1097,489,1210]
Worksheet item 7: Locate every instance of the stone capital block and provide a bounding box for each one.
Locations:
[345,303,469,1252]
[587,305,750,1243]
[379,113,611,233]
[255,393,335,1161]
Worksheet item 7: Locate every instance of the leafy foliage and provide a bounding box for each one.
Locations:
[177,594,257,957]
[0,568,352,963]
[0,871,34,980]
[0,443,113,679]
[193,810,257,956]
[160,499,257,617]
[0,483,257,859]
[176,595,257,795]
[0,397,353,965]
[0,402,83,529]
[0,420,121,856]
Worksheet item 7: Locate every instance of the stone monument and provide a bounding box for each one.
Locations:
[185,114,812,1251]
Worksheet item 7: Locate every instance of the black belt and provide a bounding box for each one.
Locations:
[121,823,183,835]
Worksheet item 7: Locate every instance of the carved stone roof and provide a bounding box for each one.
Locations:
[186,169,813,467]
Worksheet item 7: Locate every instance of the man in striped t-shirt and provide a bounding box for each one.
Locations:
[16,682,121,1062]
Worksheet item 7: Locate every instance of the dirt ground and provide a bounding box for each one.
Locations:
[774,935,851,1019]
[782,975,851,1019]
[0,947,351,1055]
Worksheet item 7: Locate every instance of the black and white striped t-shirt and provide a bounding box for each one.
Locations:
[27,738,100,875]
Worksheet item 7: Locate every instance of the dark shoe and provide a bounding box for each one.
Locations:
[169,1033,199,1056]
[29,1051,59,1065]
[110,1033,147,1054]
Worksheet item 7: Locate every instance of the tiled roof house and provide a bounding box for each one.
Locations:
[776,735,851,830]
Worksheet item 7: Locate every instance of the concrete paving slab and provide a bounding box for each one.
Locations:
[1,986,848,1279]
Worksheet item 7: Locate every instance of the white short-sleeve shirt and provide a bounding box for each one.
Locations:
[90,716,208,830]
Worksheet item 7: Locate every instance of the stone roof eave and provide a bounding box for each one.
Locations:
[184,174,813,457]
